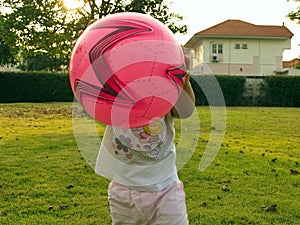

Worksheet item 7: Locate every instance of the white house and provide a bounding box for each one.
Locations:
[184,20,295,76]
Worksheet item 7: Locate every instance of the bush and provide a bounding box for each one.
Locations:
[0,71,74,103]
[1,72,300,107]
[190,75,246,106]
[263,76,300,107]
[191,75,300,107]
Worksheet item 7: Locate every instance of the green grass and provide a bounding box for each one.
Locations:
[0,103,299,224]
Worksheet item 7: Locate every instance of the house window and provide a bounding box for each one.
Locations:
[218,44,223,53]
[195,46,201,60]
[212,43,223,54]
[235,44,241,49]
[212,44,217,53]
[242,44,248,49]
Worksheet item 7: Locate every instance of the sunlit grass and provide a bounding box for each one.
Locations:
[0,103,299,224]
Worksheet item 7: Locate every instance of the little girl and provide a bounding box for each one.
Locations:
[73,18,195,225]
[95,73,195,225]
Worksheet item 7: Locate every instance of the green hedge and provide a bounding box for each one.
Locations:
[191,75,300,107]
[1,72,300,107]
[263,76,300,107]
[190,75,246,106]
[0,72,74,103]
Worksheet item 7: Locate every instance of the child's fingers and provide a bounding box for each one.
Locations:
[72,29,84,46]
[87,19,96,26]
[72,20,96,46]
[72,40,77,46]
[78,29,84,36]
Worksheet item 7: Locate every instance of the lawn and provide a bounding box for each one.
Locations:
[0,103,299,224]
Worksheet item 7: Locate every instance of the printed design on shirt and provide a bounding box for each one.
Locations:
[113,139,133,159]
[112,118,166,160]
[136,120,164,158]
[115,134,132,153]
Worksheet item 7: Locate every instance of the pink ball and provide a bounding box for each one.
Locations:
[69,12,186,128]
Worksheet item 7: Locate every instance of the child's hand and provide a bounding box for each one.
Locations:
[72,19,96,46]
[172,72,195,118]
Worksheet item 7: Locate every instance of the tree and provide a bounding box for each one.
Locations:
[1,0,82,71]
[1,0,187,71]
[82,0,187,33]
[79,0,187,34]
[0,12,16,65]
[287,0,300,23]
[287,0,300,58]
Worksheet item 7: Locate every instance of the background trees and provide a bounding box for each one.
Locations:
[0,0,187,71]
[0,9,16,66]
[288,0,300,23]
[1,0,82,71]
[1,0,299,72]
[287,0,300,67]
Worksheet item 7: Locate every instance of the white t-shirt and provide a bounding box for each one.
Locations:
[95,112,179,191]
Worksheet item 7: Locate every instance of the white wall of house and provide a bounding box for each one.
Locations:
[190,37,292,76]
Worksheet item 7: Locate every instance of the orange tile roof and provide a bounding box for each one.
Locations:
[283,58,300,68]
[195,20,293,38]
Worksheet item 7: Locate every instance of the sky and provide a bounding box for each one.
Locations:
[168,0,300,61]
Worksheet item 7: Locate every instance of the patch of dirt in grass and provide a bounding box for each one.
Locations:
[0,103,73,118]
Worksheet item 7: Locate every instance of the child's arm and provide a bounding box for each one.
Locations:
[171,73,195,118]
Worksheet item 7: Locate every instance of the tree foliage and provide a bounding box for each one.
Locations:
[287,0,300,58]
[287,0,300,23]
[76,0,187,33]
[0,9,16,65]
[0,0,187,71]
[1,0,80,71]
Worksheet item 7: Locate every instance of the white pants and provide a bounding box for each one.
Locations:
[108,181,189,225]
